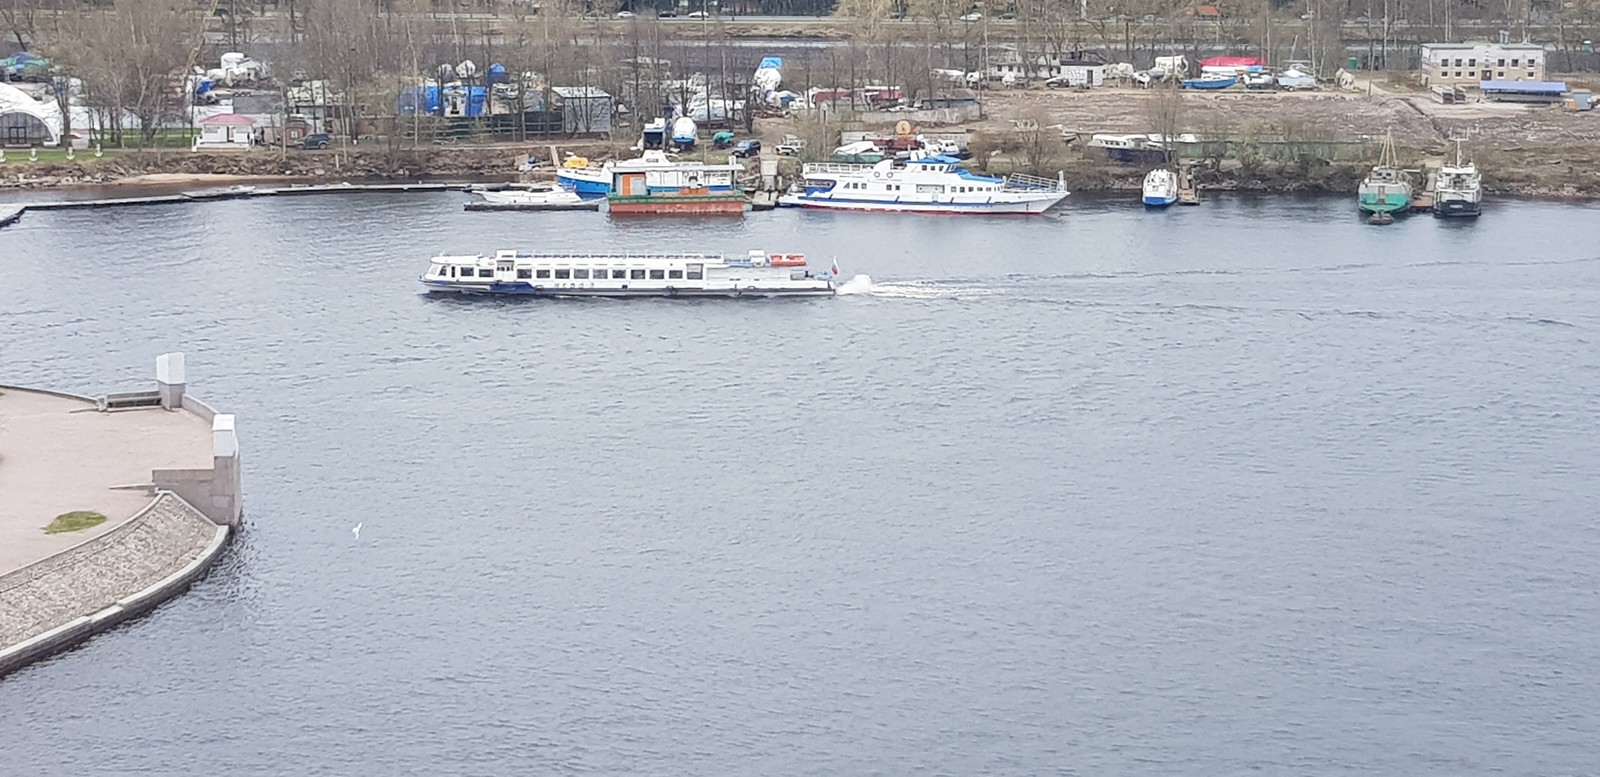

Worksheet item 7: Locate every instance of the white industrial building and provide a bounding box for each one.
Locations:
[1420,42,1546,87]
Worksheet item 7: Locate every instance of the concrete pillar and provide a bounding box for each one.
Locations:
[211,414,243,526]
[156,352,186,411]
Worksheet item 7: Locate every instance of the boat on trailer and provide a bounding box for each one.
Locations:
[420,249,837,298]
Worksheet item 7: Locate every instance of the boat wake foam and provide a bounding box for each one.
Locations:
[835,274,876,295]
[852,278,998,300]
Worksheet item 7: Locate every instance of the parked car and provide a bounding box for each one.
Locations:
[616,10,635,18]
[959,11,982,21]
[732,139,761,158]
[776,135,806,156]
[658,9,676,16]
[297,133,330,150]
[687,10,709,18]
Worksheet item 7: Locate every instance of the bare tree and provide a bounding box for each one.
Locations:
[1,0,37,50]
[1145,80,1183,165]
[51,0,204,146]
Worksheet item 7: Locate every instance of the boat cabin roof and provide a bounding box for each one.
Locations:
[430,250,798,268]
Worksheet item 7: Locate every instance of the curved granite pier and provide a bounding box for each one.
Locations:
[0,354,241,677]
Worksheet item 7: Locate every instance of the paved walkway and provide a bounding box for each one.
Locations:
[0,388,213,575]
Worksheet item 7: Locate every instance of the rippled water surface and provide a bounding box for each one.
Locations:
[3,193,1599,775]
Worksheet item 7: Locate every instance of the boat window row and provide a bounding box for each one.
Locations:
[440,265,703,281]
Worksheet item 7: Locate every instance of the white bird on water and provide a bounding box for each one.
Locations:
[352,522,362,540]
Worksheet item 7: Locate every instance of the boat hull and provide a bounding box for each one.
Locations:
[1433,196,1481,217]
[606,195,747,214]
[776,193,1065,215]
[1143,194,1178,207]
[1357,184,1412,213]
[465,201,600,212]
[556,170,612,198]
[421,279,832,297]
[1181,76,1238,89]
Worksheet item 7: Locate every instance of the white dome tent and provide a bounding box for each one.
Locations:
[0,81,62,146]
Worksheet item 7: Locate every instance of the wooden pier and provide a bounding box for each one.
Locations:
[1176,165,1201,206]
[1410,171,1437,212]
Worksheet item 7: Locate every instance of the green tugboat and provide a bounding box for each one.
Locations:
[1357,130,1414,215]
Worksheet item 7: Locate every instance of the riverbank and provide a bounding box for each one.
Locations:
[3,82,1597,199]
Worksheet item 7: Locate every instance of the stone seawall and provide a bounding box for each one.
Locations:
[0,492,229,678]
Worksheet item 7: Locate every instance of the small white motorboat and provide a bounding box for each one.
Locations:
[466,186,599,211]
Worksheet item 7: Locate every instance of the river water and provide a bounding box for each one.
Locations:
[2,192,1598,774]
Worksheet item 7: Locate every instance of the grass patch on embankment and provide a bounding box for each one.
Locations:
[44,511,108,534]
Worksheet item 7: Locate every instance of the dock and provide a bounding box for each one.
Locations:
[0,205,21,229]
[463,201,600,212]
[17,177,467,211]
[1410,171,1437,212]
[267,181,457,197]
[1176,165,1200,205]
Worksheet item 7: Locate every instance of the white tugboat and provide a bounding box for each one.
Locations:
[1433,138,1482,218]
[420,249,839,298]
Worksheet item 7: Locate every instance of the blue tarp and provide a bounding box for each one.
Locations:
[1481,80,1567,93]
[758,56,782,69]
[486,63,507,83]
[909,154,962,165]
[397,85,491,116]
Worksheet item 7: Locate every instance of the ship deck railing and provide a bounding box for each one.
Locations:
[1003,172,1066,191]
[459,251,770,264]
[802,162,879,174]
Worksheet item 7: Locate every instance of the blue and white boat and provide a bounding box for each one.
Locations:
[778,154,1068,215]
[555,161,612,198]
[1141,168,1179,207]
[557,150,736,199]
[1181,75,1238,89]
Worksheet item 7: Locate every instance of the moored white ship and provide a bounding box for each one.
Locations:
[1434,139,1482,218]
[420,249,838,298]
[1141,168,1179,207]
[778,155,1067,215]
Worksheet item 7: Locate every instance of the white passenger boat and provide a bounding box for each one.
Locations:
[420,249,838,298]
[777,154,1068,215]
[1141,168,1179,207]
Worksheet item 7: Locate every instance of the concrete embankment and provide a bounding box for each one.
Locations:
[0,493,228,676]
[0,355,243,679]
